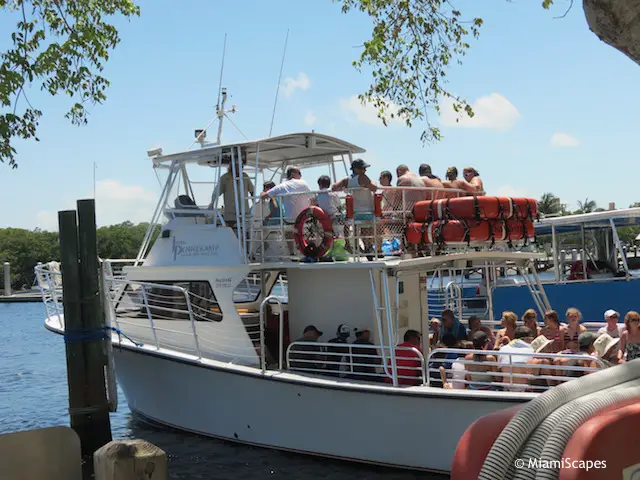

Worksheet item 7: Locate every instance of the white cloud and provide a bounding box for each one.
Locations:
[304,111,317,126]
[496,185,529,198]
[550,132,579,148]
[439,93,520,131]
[339,95,404,126]
[34,179,158,231]
[282,72,310,98]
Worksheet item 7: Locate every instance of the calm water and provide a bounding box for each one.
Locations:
[0,303,445,479]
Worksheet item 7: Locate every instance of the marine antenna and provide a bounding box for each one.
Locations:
[269,29,290,138]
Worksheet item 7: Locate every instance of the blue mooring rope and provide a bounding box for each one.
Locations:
[63,326,143,347]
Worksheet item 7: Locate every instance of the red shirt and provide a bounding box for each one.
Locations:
[386,341,424,385]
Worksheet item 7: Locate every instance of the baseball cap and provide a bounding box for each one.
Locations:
[354,325,371,335]
[604,309,619,319]
[351,158,370,170]
[336,324,351,336]
[578,331,598,349]
[303,325,323,336]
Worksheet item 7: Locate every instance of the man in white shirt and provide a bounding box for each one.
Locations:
[261,166,312,220]
[598,309,624,338]
[498,326,535,391]
[261,166,312,256]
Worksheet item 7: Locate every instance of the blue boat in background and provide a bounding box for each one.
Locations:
[490,208,640,321]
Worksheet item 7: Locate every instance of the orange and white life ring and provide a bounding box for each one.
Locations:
[294,206,334,258]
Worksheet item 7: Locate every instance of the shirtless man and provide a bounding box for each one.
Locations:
[442,166,478,196]
[418,163,444,200]
[396,164,426,205]
[463,167,484,194]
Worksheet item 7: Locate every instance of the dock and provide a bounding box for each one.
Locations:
[0,292,42,303]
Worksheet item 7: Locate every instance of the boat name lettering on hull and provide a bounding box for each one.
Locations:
[215,277,233,289]
[172,237,220,260]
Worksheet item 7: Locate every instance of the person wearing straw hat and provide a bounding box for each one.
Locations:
[594,333,621,367]
[525,335,555,391]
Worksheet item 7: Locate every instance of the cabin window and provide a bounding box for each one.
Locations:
[399,281,405,295]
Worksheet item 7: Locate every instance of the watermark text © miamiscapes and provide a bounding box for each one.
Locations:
[514,458,606,471]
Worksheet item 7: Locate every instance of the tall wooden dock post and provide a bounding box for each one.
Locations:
[59,199,112,480]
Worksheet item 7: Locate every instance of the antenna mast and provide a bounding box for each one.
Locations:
[216,33,228,145]
[269,29,290,138]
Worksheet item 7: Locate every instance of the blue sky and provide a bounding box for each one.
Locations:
[1,0,639,230]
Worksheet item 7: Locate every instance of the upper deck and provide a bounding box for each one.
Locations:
[138,131,494,266]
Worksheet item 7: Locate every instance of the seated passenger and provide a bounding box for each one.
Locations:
[288,325,324,372]
[429,318,441,348]
[418,163,445,200]
[541,310,565,353]
[446,340,473,389]
[428,333,458,387]
[467,315,495,344]
[396,164,426,205]
[441,166,477,196]
[563,307,588,352]
[563,332,598,378]
[440,309,468,342]
[462,166,484,193]
[522,309,542,338]
[465,331,499,390]
[598,309,624,338]
[261,181,282,224]
[326,324,351,376]
[388,329,424,386]
[526,336,556,391]
[313,175,341,218]
[379,170,399,212]
[494,311,518,350]
[498,326,535,392]
[594,333,621,367]
[350,326,381,381]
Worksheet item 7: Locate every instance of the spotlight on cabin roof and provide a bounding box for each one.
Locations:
[194,129,206,144]
[147,147,163,158]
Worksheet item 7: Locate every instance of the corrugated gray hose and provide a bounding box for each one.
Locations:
[509,379,640,480]
[478,359,640,480]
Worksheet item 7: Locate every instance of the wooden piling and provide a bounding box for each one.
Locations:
[94,440,167,480]
[77,199,113,465]
[59,201,112,480]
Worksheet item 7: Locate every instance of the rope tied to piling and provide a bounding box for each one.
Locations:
[63,326,143,347]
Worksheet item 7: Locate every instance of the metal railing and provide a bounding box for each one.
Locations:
[285,341,426,385]
[427,348,607,391]
[34,263,63,328]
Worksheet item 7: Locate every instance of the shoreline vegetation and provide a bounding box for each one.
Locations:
[0,222,159,290]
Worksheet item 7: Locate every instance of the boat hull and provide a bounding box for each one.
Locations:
[113,345,528,473]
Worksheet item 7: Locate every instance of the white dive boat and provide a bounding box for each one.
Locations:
[36,119,608,473]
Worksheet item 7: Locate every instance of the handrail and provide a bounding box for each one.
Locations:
[284,341,426,385]
[259,295,284,373]
[426,347,607,388]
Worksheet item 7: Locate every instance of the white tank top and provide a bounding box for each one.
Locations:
[348,174,373,213]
